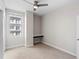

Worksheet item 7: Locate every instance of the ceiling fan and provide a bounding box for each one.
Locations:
[24,0,48,11]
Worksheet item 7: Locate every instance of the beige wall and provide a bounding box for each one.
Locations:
[33,14,42,36]
[42,3,79,55]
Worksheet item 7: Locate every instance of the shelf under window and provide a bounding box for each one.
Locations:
[10,24,21,26]
[10,31,21,35]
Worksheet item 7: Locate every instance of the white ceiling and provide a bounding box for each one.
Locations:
[25,0,78,15]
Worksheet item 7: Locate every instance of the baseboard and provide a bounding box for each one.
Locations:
[6,44,25,50]
[6,43,33,50]
[42,41,76,57]
[26,44,33,47]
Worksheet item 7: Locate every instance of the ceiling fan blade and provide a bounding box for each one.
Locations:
[37,4,48,7]
[23,0,34,5]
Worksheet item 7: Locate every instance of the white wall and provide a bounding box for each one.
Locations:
[0,0,5,59]
[33,14,42,36]
[26,11,33,47]
[77,40,79,59]
[42,3,79,56]
[3,0,33,49]
[4,0,33,12]
[5,9,25,49]
[0,0,4,9]
[76,16,79,59]
[0,10,3,59]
